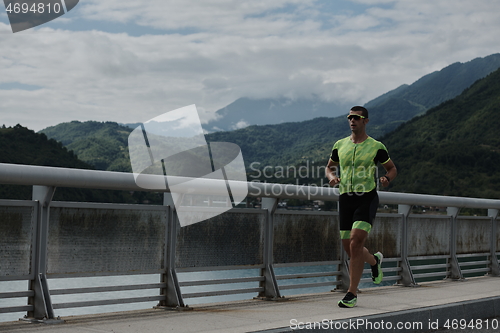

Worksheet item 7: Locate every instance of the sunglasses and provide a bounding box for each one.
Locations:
[347,114,366,121]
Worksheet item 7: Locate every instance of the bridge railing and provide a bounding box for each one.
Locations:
[0,163,499,322]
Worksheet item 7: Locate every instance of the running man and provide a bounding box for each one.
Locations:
[325,106,397,308]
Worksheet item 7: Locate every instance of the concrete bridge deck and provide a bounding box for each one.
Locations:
[1,276,500,333]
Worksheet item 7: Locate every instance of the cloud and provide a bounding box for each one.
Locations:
[1,0,500,131]
[231,120,250,130]
[80,0,317,34]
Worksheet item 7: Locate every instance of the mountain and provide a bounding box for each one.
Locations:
[38,54,500,199]
[0,125,90,169]
[203,97,351,132]
[204,112,389,182]
[40,121,133,172]
[204,54,500,133]
[204,55,500,172]
[365,53,500,133]
[212,66,500,199]
[207,117,347,174]
[367,53,500,110]
[378,67,500,199]
[0,125,141,202]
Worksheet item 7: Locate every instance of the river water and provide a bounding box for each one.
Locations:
[0,264,394,323]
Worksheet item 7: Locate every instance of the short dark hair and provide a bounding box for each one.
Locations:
[350,106,368,118]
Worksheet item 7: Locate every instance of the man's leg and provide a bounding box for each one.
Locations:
[338,229,378,308]
[345,228,376,295]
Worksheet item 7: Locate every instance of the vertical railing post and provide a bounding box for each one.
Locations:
[398,204,417,286]
[337,244,350,292]
[156,193,186,309]
[447,207,464,280]
[28,185,58,321]
[257,197,281,300]
[488,209,499,276]
[335,201,350,292]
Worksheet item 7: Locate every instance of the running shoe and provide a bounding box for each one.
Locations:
[338,292,357,308]
[371,251,383,284]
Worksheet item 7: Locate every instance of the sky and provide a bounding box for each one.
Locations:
[1,0,499,132]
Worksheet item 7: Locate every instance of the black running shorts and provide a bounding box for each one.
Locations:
[338,189,379,239]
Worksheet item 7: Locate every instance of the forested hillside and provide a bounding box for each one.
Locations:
[365,53,500,133]
[0,125,157,203]
[0,125,89,169]
[380,68,500,198]
[41,54,500,178]
[211,66,500,199]
[36,57,500,199]
[41,121,133,172]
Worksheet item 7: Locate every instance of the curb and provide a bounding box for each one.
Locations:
[254,296,500,332]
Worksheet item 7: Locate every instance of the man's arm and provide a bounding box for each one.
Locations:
[326,159,340,187]
[379,160,397,187]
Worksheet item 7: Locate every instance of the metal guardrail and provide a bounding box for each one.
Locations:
[0,163,499,323]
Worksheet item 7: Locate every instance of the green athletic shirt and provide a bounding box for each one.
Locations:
[330,136,390,195]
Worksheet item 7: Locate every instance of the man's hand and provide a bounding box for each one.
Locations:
[380,176,390,187]
[328,176,341,187]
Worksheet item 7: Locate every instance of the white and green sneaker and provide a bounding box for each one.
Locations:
[371,252,384,284]
[338,292,357,308]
